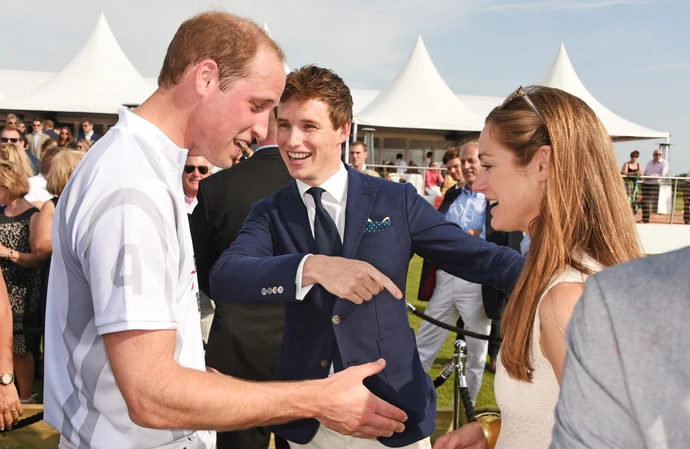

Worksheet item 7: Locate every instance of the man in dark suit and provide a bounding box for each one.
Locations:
[210,66,524,449]
[190,109,292,449]
[76,118,103,143]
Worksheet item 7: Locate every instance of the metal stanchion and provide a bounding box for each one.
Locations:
[452,339,468,430]
[670,178,678,224]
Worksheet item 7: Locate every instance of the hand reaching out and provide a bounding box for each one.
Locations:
[303,255,402,304]
[315,359,407,439]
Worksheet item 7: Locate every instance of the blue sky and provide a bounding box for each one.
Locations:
[3,0,688,173]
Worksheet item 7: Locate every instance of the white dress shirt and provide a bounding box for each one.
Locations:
[25,173,54,203]
[32,132,41,151]
[294,163,348,299]
[643,158,669,185]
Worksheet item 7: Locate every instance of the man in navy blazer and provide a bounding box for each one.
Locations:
[210,66,525,449]
[76,118,103,143]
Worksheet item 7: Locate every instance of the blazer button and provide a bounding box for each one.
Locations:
[278,286,284,294]
[320,359,328,368]
[261,288,267,295]
[272,287,278,294]
[332,315,341,325]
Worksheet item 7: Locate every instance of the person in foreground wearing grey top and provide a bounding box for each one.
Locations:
[550,246,690,449]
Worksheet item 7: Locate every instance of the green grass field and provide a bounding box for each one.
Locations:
[405,255,497,410]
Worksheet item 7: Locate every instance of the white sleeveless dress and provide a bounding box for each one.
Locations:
[494,264,594,449]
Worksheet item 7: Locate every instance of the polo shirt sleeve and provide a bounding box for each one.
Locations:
[77,182,182,335]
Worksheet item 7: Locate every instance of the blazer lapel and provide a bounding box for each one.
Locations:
[278,182,316,254]
[342,169,377,260]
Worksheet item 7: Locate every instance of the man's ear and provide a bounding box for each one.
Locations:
[195,59,219,96]
[337,121,352,144]
[536,145,551,182]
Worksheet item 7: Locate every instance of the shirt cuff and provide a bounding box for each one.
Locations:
[295,254,314,300]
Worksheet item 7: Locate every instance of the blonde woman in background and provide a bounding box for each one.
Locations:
[0,144,35,181]
[0,268,23,430]
[32,150,85,260]
[433,86,641,449]
[0,162,43,404]
[75,139,92,152]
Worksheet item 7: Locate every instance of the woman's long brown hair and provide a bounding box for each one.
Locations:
[489,86,642,382]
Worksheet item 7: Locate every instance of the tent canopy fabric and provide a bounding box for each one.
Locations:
[354,36,484,132]
[540,44,669,141]
[0,69,54,101]
[0,13,154,114]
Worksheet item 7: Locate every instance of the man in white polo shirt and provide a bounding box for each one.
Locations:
[44,12,406,449]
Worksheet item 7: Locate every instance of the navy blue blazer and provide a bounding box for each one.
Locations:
[210,166,524,447]
[76,131,103,143]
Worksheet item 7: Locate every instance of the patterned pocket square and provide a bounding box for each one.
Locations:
[365,217,392,233]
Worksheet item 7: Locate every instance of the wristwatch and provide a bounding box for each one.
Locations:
[0,373,14,385]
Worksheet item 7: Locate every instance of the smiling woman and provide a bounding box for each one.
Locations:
[436,86,643,449]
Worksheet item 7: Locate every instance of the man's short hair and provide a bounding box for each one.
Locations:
[396,153,403,159]
[158,12,285,92]
[40,145,63,176]
[0,127,17,137]
[442,147,460,165]
[42,119,54,128]
[81,118,94,126]
[351,141,366,151]
[281,65,353,130]
[459,139,479,155]
[426,151,433,158]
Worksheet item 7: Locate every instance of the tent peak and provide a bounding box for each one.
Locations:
[355,36,483,131]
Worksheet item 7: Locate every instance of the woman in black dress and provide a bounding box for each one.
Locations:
[0,161,43,403]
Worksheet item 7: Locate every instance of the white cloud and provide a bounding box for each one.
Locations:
[482,0,653,14]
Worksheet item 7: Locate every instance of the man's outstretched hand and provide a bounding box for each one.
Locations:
[315,359,407,439]
[303,256,403,304]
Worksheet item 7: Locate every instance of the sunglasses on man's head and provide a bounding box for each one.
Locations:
[184,165,209,175]
[0,137,19,144]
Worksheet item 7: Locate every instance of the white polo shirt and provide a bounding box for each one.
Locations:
[44,109,214,448]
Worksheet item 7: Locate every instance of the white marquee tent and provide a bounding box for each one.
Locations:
[354,36,484,133]
[0,13,154,114]
[351,42,669,143]
[541,44,669,141]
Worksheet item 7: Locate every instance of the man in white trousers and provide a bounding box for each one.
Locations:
[415,141,491,403]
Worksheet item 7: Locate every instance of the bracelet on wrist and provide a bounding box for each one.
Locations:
[473,412,501,449]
